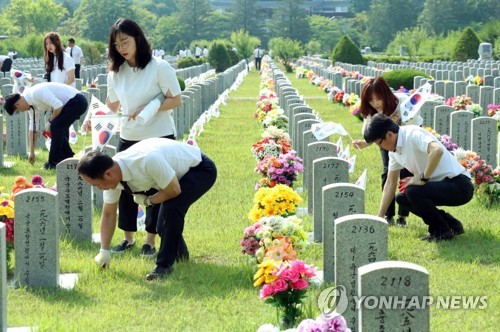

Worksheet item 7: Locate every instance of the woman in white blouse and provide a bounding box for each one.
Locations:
[43,32,75,87]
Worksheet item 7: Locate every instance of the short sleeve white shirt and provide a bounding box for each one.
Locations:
[107,57,182,141]
[195,47,202,56]
[50,52,76,87]
[66,45,84,64]
[22,82,79,130]
[388,125,470,181]
[103,138,202,203]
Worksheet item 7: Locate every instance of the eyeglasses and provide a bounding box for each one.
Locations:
[114,39,130,50]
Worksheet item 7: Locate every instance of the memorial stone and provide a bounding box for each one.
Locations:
[466,85,480,103]
[450,111,473,150]
[433,105,454,135]
[419,101,440,128]
[471,117,498,168]
[479,86,493,116]
[295,118,319,158]
[305,142,338,201]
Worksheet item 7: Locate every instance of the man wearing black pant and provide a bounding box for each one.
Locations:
[364,114,473,241]
[3,82,88,169]
[77,138,217,280]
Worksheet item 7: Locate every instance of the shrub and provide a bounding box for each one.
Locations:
[177,57,206,69]
[451,28,481,61]
[226,47,240,66]
[381,69,432,90]
[177,76,185,91]
[207,42,231,73]
[331,35,364,65]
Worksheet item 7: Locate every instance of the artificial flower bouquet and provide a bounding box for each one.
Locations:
[342,93,359,108]
[254,259,317,329]
[349,99,362,122]
[263,112,289,131]
[0,196,15,269]
[248,185,302,222]
[487,104,500,130]
[446,95,473,110]
[262,126,290,142]
[255,152,304,189]
[241,215,309,265]
[465,103,483,117]
[332,90,345,104]
[455,149,499,207]
[251,137,293,162]
[256,98,280,123]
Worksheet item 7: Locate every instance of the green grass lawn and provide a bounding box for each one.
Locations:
[1,67,499,331]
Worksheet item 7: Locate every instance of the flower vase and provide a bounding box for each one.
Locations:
[278,304,301,329]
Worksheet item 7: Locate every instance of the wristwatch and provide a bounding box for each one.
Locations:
[420,172,429,183]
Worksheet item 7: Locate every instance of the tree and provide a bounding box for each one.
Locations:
[230,0,261,37]
[0,0,68,37]
[176,0,213,43]
[305,40,322,55]
[308,15,345,53]
[201,11,232,41]
[207,42,230,73]
[349,0,371,13]
[153,15,184,54]
[365,0,423,51]
[391,26,429,57]
[133,0,177,17]
[268,37,303,73]
[451,27,481,61]
[331,35,364,65]
[231,29,260,70]
[73,0,134,42]
[267,0,310,44]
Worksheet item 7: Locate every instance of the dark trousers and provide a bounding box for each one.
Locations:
[396,174,473,235]
[380,148,412,218]
[255,57,262,70]
[156,154,217,268]
[75,64,81,79]
[117,135,175,234]
[48,93,87,164]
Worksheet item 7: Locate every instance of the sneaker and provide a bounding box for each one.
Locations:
[385,216,395,226]
[111,239,135,253]
[146,265,173,281]
[396,217,407,227]
[420,230,455,242]
[140,244,156,258]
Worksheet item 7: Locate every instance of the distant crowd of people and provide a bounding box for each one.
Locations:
[177,44,209,59]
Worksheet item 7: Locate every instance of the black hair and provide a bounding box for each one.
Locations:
[364,114,400,143]
[68,38,75,43]
[3,93,21,116]
[77,151,115,179]
[108,18,152,73]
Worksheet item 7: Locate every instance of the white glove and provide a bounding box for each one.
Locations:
[133,194,148,207]
[95,249,111,269]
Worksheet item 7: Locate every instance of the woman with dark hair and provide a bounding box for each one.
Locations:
[85,18,182,259]
[352,77,421,226]
[43,32,75,87]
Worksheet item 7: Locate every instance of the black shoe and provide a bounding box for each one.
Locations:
[420,230,455,242]
[146,265,173,281]
[176,240,189,262]
[140,244,156,258]
[111,239,135,253]
[453,226,465,236]
[41,161,56,170]
[385,216,395,226]
[396,217,407,227]
[443,213,465,236]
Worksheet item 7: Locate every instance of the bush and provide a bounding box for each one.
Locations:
[177,57,206,69]
[226,47,240,67]
[208,42,231,73]
[381,69,432,90]
[331,35,365,65]
[451,28,481,61]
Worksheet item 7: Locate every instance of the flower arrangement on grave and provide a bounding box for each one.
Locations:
[248,184,302,222]
[10,176,33,200]
[446,95,473,110]
[0,196,15,270]
[260,77,275,91]
[254,259,317,329]
[263,112,289,131]
[439,134,458,152]
[295,315,352,332]
[332,90,345,104]
[311,76,323,87]
[465,75,483,86]
[319,80,333,94]
[256,98,279,123]
[262,126,289,142]
[260,88,277,100]
[295,67,310,79]
[465,103,483,117]
[348,98,363,122]
[241,215,309,265]
[255,152,304,189]
[251,137,292,162]
[454,149,500,207]
[342,93,359,108]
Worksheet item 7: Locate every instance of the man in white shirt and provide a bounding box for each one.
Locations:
[254,45,263,70]
[364,114,473,242]
[194,44,202,58]
[77,138,217,280]
[3,82,88,169]
[66,38,84,79]
[185,48,192,57]
[202,46,209,57]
